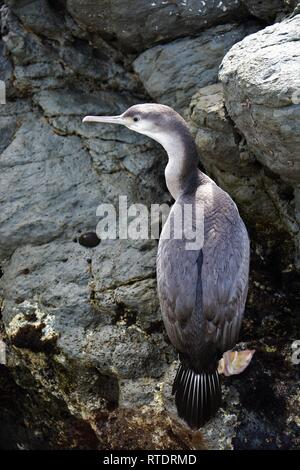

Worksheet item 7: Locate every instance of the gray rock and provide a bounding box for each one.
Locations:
[219,15,300,184]
[241,0,286,20]
[283,0,300,16]
[0,40,13,97]
[119,377,158,408]
[1,6,51,66]
[0,83,168,262]
[6,0,66,38]
[134,22,259,111]
[34,88,167,201]
[1,5,137,94]
[34,88,133,118]
[0,0,299,452]
[188,83,299,267]
[219,15,300,265]
[66,0,250,52]
[0,238,168,378]
[0,112,101,259]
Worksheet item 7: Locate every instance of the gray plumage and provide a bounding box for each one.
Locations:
[82,103,250,429]
[157,175,250,371]
[157,171,249,427]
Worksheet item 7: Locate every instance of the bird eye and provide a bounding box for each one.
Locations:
[133,116,139,122]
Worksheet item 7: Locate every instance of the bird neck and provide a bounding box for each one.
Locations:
[157,128,199,200]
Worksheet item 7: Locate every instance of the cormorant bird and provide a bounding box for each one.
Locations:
[83,104,251,429]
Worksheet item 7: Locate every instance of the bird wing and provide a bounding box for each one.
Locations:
[157,182,250,368]
[201,193,250,353]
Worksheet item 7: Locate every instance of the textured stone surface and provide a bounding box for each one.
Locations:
[64,0,299,52]
[219,15,300,266]
[134,22,259,111]
[242,0,286,20]
[66,0,250,52]
[0,40,12,95]
[1,3,138,95]
[0,0,299,451]
[188,83,298,265]
[220,15,300,183]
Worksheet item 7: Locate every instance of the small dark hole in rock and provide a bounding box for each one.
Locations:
[20,268,30,275]
[26,312,37,322]
[113,302,137,327]
[90,290,95,301]
[95,372,119,406]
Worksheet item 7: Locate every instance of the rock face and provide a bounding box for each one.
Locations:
[220,15,300,184]
[242,0,286,20]
[219,14,300,268]
[188,84,282,232]
[66,0,249,52]
[0,1,299,451]
[133,22,260,111]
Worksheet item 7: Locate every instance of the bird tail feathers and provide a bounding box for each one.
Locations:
[172,363,221,429]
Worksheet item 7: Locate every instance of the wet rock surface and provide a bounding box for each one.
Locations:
[0,0,299,450]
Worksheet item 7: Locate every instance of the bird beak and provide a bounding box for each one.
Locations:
[82,115,125,125]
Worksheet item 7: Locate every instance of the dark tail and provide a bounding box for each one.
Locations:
[172,363,222,429]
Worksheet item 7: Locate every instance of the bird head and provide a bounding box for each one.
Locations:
[82,103,188,147]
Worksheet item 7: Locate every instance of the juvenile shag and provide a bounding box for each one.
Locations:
[83,104,250,429]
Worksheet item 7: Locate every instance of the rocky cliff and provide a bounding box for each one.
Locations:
[0,0,299,450]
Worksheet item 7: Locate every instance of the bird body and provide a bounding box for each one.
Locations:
[158,173,249,369]
[83,103,250,429]
[157,171,249,427]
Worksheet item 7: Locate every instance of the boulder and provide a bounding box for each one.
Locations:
[188,84,283,232]
[66,0,249,52]
[6,0,298,54]
[188,82,299,282]
[219,14,300,266]
[220,15,300,183]
[134,22,259,111]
